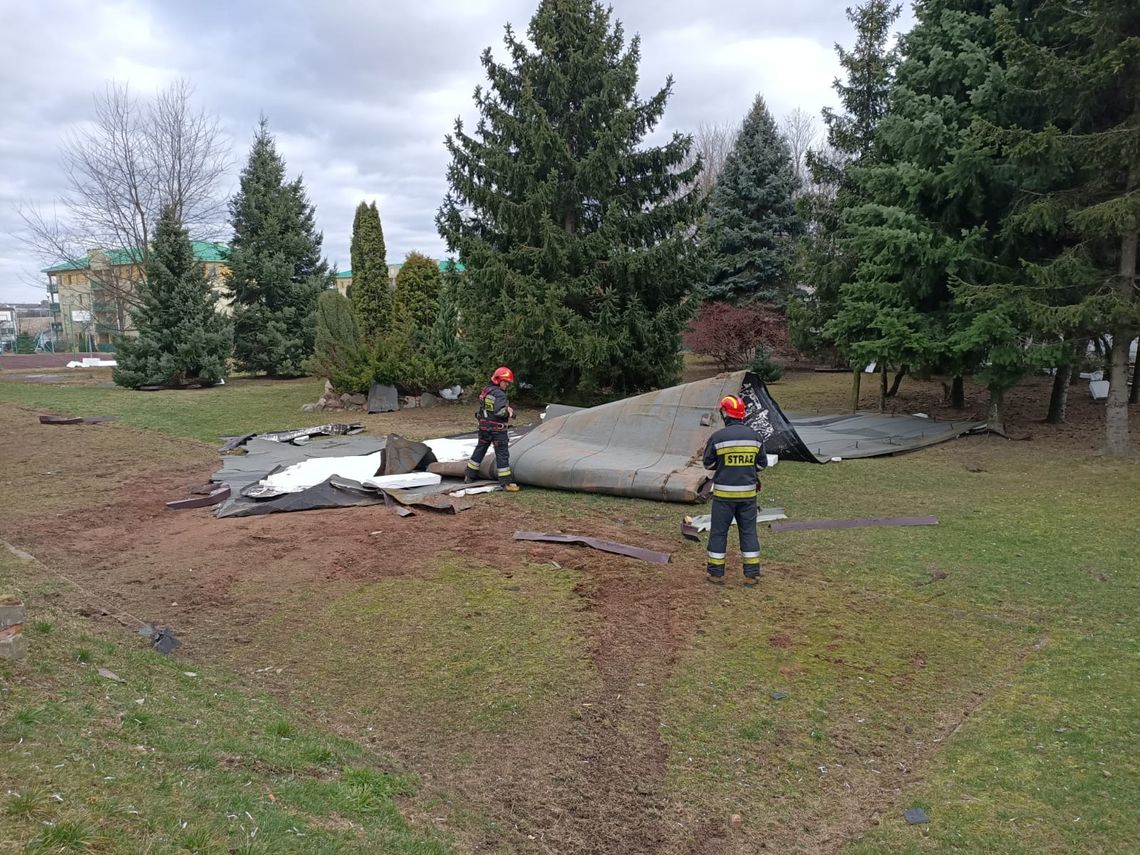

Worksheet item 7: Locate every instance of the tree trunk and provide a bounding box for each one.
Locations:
[887,365,907,398]
[988,388,1006,436]
[879,364,888,413]
[1105,230,1136,455]
[1129,337,1139,405]
[1046,366,1070,424]
[951,375,965,410]
[850,370,862,413]
[1046,342,1076,424]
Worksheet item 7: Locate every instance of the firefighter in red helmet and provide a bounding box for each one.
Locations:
[466,366,520,491]
[701,394,767,585]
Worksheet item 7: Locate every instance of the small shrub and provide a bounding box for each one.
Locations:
[748,348,783,383]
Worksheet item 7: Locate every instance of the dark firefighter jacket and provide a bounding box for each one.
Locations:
[477,385,510,427]
[702,420,767,500]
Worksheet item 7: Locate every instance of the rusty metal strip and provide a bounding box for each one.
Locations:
[165,485,231,510]
[769,516,938,533]
[513,531,671,564]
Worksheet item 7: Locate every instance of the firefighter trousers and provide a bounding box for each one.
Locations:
[467,424,513,485]
[706,498,761,578]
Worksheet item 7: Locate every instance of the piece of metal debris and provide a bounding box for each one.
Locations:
[97,668,125,683]
[903,807,929,825]
[769,516,938,533]
[165,486,230,510]
[39,414,119,426]
[151,628,181,655]
[513,531,671,564]
[393,506,415,518]
[770,691,788,700]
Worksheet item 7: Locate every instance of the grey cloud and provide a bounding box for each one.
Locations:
[2,0,911,302]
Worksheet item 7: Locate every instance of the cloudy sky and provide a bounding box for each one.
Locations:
[0,0,913,303]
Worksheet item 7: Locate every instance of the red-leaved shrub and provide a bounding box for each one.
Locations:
[683,302,788,370]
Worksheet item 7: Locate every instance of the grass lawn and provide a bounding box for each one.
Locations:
[1,368,1136,854]
[0,549,455,855]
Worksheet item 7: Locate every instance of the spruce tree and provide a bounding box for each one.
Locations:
[394,252,443,336]
[827,0,1044,419]
[114,205,232,389]
[436,0,703,401]
[982,0,1140,452]
[704,95,802,303]
[793,1,901,366]
[308,290,373,393]
[349,201,389,344]
[226,119,331,377]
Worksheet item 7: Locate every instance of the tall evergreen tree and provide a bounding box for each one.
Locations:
[226,119,331,377]
[827,0,1044,420]
[792,1,901,367]
[394,252,443,336]
[349,201,389,344]
[982,0,1140,452]
[436,0,703,401]
[114,205,232,389]
[704,95,801,303]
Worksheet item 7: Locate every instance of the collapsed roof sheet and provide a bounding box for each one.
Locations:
[510,372,808,502]
[513,372,984,501]
[788,412,985,460]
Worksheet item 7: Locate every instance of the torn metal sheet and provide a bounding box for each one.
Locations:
[367,382,399,413]
[261,423,364,444]
[511,373,759,502]
[382,485,475,513]
[38,414,119,425]
[381,435,436,475]
[166,486,230,510]
[769,516,938,533]
[513,531,672,564]
[219,476,384,517]
[786,412,986,460]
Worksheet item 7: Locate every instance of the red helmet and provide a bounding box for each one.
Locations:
[719,395,746,420]
[491,366,515,385]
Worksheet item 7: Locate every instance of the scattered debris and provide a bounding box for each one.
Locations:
[151,628,181,656]
[770,691,788,700]
[0,597,27,660]
[449,484,499,497]
[683,508,788,541]
[97,667,126,683]
[367,382,399,413]
[1089,380,1110,401]
[730,814,743,829]
[261,424,364,445]
[513,531,671,564]
[66,357,117,368]
[769,516,938,533]
[38,414,119,426]
[392,506,415,518]
[903,807,929,825]
[914,568,949,587]
[165,485,230,510]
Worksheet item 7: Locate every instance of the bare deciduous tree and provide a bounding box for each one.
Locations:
[681,120,740,199]
[781,108,818,189]
[20,80,229,328]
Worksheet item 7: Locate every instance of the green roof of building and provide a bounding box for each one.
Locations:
[44,241,229,274]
